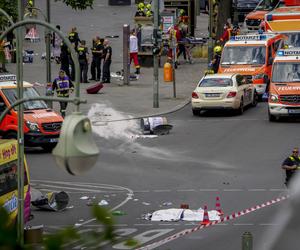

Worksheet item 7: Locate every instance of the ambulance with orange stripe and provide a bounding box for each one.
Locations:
[264,1,300,47]
[218,33,286,96]
[268,48,300,121]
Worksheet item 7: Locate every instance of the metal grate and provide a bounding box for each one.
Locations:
[280,95,300,104]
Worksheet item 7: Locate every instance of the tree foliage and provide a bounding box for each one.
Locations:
[0,0,18,30]
[54,0,94,10]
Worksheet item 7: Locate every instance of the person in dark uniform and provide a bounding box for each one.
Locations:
[60,42,70,77]
[77,40,89,83]
[68,27,80,81]
[90,36,103,81]
[52,70,74,117]
[282,147,300,187]
[102,39,112,83]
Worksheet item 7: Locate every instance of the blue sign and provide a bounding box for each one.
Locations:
[3,195,18,213]
[231,35,266,41]
[277,50,300,56]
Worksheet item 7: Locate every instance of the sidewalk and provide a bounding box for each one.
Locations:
[5,1,209,119]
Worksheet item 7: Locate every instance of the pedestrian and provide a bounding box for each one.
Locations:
[60,42,70,77]
[211,45,222,73]
[77,40,89,83]
[102,39,112,83]
[90,36,103,81]
[51,25,62,64]
[52,70,74,118]
[0,39,8,73]
[219,22,232,45]
[281,147,300,187]
[130,29,140,74]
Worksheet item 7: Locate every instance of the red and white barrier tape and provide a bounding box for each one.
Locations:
[136,195,290,250]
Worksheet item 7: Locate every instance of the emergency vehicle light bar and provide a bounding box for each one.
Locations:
[230,35,267,41]
[277,50,300,56]
[0,74,17,82]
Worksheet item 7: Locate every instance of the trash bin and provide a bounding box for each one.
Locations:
[108,0,131,5]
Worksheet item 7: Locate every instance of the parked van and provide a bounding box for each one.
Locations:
[268,48,300,121]
[218,33,286,96]
[0,140,31,223]
[0,74,63,151]
[245,0,280,30]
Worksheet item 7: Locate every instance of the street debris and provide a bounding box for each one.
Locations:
[141,117,173,135]
[80,196,90,200]
[98,200,109,206]
[134,199,139,202]
[31,191,69,212]
[142,202,151,206]
[66,205,74,209]
[86,199,94,206]
[112,210,126,216]
[145,208,221,222]
[162,202,173,206]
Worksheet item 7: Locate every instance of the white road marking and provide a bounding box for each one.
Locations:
[233,223,254,226]
[223,189,244,192]
[153,190,171,192]
[248,189,267,192]
[199,189,219,191]
[177,189,196,192]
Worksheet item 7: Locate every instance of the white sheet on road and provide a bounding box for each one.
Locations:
[150,208,220,221]
[151,209,184,221]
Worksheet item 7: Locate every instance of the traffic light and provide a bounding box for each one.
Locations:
[52,113,99,175]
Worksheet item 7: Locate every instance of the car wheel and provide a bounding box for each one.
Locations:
[268,109,277,122]
[3,132,17,140]
[237,98,244,115]
[41,144,57,153]
[192,109,201,116]
[251,91,258,107]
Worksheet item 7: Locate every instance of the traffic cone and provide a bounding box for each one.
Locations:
[215,197,224,216]
[201,205,210,225]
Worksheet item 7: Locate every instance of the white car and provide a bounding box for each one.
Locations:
[191,73,258,115]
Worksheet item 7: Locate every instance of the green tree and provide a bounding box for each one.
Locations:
[54,0,94,10]
[0,0,17,30]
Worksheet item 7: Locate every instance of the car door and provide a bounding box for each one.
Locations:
[236,75,249,106]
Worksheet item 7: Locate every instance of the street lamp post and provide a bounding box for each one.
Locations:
[0,17,81,246]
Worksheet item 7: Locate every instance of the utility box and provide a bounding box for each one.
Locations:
[108,0,131,5]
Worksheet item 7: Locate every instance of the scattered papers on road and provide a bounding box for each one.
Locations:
[98,200,109,206]
[80,196,90,200]
[142,202,151,206]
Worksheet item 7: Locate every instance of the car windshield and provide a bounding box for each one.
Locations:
[255,0,279,10]
[221,46,266,65]
[3,87,48,110]
[272,62,300,83]
[283,33,300,48]
[199,78,232,87]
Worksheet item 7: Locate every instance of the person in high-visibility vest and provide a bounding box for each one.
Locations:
[282,147,300,186]
[219,22,232,45]
[52,70,74,117]
[77,40,89,83]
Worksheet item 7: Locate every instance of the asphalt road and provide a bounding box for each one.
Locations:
[26,101,299,249]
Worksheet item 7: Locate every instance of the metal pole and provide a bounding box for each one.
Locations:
[16,0,24,246]
[208,0,214,64]
[46,0,52,107]
[242,232,253,250]
[123,24,130,85]
[172,45,176,98]
[153,0,159,108]
[233,0,239,26]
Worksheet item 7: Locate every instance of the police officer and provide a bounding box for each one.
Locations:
[60,42,70,77]
[102,39,112,83]
[77,40,89,83]
[90,36,103,81]
[68,27,80,81]
[211,46,222,73]
[52,70,74,117]
[282,147,300,186]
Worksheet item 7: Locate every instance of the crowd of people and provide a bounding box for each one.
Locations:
[52,26,113,84]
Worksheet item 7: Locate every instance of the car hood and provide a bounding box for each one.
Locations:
[24,109,63,124]
[220,65,264,75]
[271,83,300,95]
[246,10,268,20]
